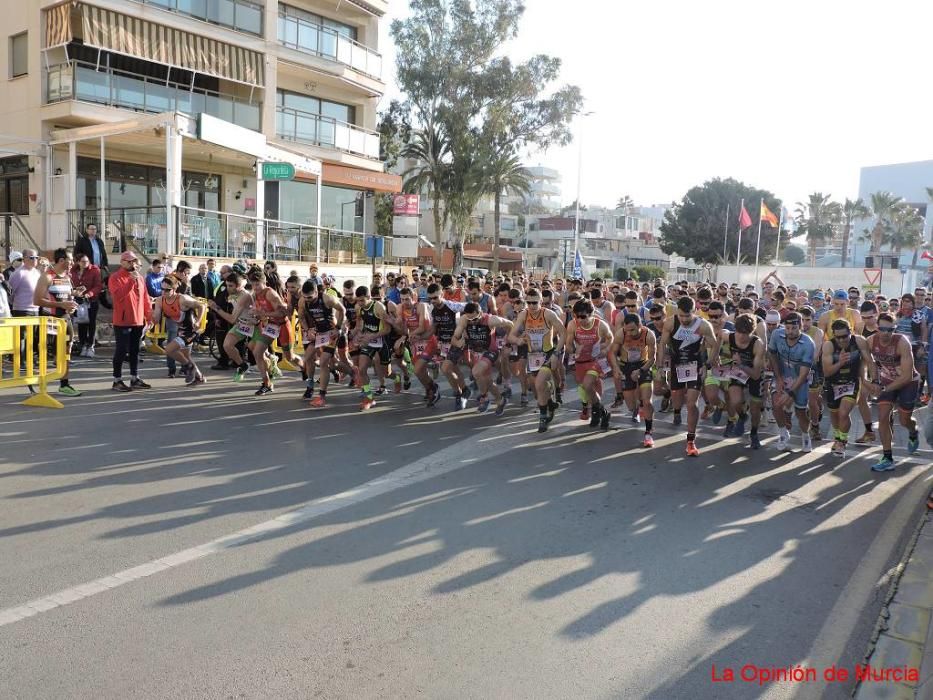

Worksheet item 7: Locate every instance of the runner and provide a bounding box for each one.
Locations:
[32,248,81,396]
[354,285,392,410]
[150,275,207,388]
[855,301,880,444]
[505,288,531,406]
[800,306,825,442]
[507,288,567,432]
[566,298,615,431]
[869,312,922,471]
[819,289,863,335]
[298,279,351,407]
[395,286,432,398]
[450,302,513,415]
[657,296,720,456]
[337,279,361,386]
[701,300,734,424]
[820,318,876,457]
[768,311,817,452]
[608,313,657,446]
[722,313,766,448]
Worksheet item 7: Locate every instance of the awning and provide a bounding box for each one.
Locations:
[45,2,264,87]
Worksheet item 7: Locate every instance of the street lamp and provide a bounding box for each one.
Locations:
[572,110,596,265]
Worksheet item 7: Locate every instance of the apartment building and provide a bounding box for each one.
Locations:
[0,0,399,260]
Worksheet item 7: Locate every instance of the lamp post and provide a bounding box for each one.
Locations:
[572,110,596,265]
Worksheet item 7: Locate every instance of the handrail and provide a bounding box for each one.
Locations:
[175,204,364,238]
[1,212,42,260]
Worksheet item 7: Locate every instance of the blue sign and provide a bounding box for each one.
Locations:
[365,236,384,258]
[572,250,583,278]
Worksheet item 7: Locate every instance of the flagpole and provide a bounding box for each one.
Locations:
[722,202,730,265]
[736,198,744,266]
[754,198,764,285]
[775,207,785,263]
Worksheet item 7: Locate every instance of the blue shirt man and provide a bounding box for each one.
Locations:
[145,261,165,298]
[768,317,816,411]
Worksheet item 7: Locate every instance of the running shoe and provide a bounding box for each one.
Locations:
[520,392,529,407]
[659,397,671,413]
[502,386,513,401]
[830,441,846,458]
[855,431,876,445]
[750,433,762,450]
[734,416,746,437]
[673,411,682,426]
[167,370,177,379]
[331,369,341,383]
[546,400,557,424]
[611,395,625,409]
[494,395,508,417]
[427,385,441,407]
[776,429,790,451]
[555,389,563,404]
[375,386,387,396]
[183,363,195,383]
[130,378,152,390]
[643,434,654,448]
[59,385,81,397]
[360,396,376,411]
[255,384,273,396]
[712,405,724,425]
[112,380,132,393]
[462,385,473,401]
[579,405,590,421]
[908,434,920,454]
[686,440,699,457]
[310,395,326,408]
[871,456,896,472]
[590,404,602,427]
[233,363,249,382]
[538,414,548,433]
[802,434,813,452]
[723,421,735,438]
[404,377,412,391]
[394,373,402,394]
[187,373,205,387]
[808,423,821,441]
[302,387,314,400]
[600,407,610,431]
[453,393,465,411]
[701,405,713,420]
[477,395,491,413]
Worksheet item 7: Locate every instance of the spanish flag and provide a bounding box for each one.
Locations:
[760,201,779,228]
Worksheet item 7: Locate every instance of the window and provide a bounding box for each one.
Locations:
[10,33,27,78]
[0,156,29,215]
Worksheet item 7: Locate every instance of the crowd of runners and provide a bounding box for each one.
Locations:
[4,251,933,473]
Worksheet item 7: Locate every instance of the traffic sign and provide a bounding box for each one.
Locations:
[261,162,295,181]
[863,268,882,286]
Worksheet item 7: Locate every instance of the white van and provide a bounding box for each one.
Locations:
[462,267,490,278]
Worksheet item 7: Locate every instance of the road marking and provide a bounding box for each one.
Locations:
[0,416,562,628]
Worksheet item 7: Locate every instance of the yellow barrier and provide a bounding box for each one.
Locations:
[273,311,301,371]
[0,317,68,409]
[145,316,167,355]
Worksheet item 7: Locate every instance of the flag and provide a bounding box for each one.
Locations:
[922,250,933,261]
[572,250,584,278]
[760,201,779,228]
[738,204,752,230]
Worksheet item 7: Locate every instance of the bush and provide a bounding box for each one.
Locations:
[632,264,666,282]
[613,267,629,281]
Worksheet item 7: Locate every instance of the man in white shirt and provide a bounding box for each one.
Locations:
[9,248,41,317]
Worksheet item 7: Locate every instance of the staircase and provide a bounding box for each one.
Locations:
[0,213,41,260]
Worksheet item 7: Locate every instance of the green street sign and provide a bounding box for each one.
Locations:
[261,162,295,181]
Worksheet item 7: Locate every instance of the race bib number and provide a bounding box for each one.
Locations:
[729,367,749,385]
[879,366,897,386]
[302,327,315,344]
[496,336,506,350]
[675,362,698,383]
[236,320,254,336]
[315,330,336,348]
[46,318,59,336]
[261,322,281,340]
[626,349,643,363]
[367,337,384,349]
[595,357,611,376]
[440,342,451,359]
[833,382,856,400]
[527,352,546,372]
[413,340,428,357]
[711,365,730,380]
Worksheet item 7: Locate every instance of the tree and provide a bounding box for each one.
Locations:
[781,244,806,265]
[402,125,451,268]
[613,266,629,281]
[616,195,634,212]
[659,178,781,265]
[445,133,486,274]
[886,202,924,266]
[375,100,412,236]
[794,193,841,266]
[632,264,665,282]
[839,197,869,268]
[484,149,531,273]
[868,191,902,254]
[560,200,587,218]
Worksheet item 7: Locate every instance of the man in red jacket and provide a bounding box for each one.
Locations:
[108,250,152,391]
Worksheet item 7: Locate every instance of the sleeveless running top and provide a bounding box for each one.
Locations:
[464,314,495,353]
[827,334,860,386]
[871,334,918,386]
[574,318,601,362]
[306,295,336,333]
[670,316,704,365]
[48,270,73,319]
[401,304,421,333]
[618,326,650,365]
[360,301,381,335]
[524,309,554,353]
[431,303,459,343]
[729,333,759,369]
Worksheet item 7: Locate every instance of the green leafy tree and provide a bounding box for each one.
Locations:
[484,150,531,272]
[402,125,451,267]
[886,202,924,265]
[613,266,629,281]
[868,191,902,254]
[781,244,806,265]
[632,264,665,282]
[445,133,487,273]
[659,178,781,265]
[839,197,869,268]
[375,100,412,236]
[794,193,841,266]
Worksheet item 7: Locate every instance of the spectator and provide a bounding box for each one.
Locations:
[307,263,323,285]
[9,248,41,319]
[4,251,23,281]
[145,259,165,298]
[108,251,152,391]
[73,223,110,272]
[160,254,175,273]
[0,273,11,317]
[205,258,220,290]
[70,253,103,358]
[385,272,401,304]
[190,262,214,300]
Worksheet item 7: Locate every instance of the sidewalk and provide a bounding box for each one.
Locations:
[855,421,933,700]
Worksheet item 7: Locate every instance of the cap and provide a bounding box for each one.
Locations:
[10,251,23,262]
[765,310,781,324]
[832,290,848,301]
[231,262,247,274]
[812,291,825,301]
[120,251,139,262]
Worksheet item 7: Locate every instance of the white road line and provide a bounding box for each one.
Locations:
[0,416,552,628]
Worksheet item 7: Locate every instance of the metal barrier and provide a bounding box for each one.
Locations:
[271,312,301,371]
[0,317,68,409]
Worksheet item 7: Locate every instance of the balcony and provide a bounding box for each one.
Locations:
[138,0,263,36]
[46,61,261,132]
[276,106,380,160]
[531,181,561,197]
[277,14,382,81]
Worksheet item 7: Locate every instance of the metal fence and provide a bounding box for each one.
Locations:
[1,213,42,261]
[66,207,167,260]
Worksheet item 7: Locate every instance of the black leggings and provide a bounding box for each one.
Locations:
[113,325,144,379]
[77,301,99,347]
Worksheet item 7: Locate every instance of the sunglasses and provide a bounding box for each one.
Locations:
[575,313,589,319]
[878,326,895,332]
[834,333,851,339]
[649,316,662,321]
[624,305,637,309]
[783,322,800,327]
[527,300,540,305]
[428,295,441,301]
[708,314,723,320]
[161,286,173,290]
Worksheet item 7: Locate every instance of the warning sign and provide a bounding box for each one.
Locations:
[863,268,882,286]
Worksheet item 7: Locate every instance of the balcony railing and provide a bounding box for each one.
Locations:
[67,207,169,260]
[140,0,263,36]
[276,106,380,160]
[47,61,262,132]
[277,15,382,80]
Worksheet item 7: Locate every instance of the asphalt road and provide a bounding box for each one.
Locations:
[1,357,931,699]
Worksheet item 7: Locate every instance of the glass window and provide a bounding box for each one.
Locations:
[206,0,235,28]
[10,33,27,78]
[323,18,356,41]
[320,100,352,124]
[235,1,262,35]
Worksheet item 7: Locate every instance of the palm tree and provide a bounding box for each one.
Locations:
[840,198,869,268]
[794,193,841,266]
[868,191,903,254]
[616,195,634,212]
[402,125,451,269]
[484,149,531,273]
[446,147,486,275]
[886,202,924,266]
